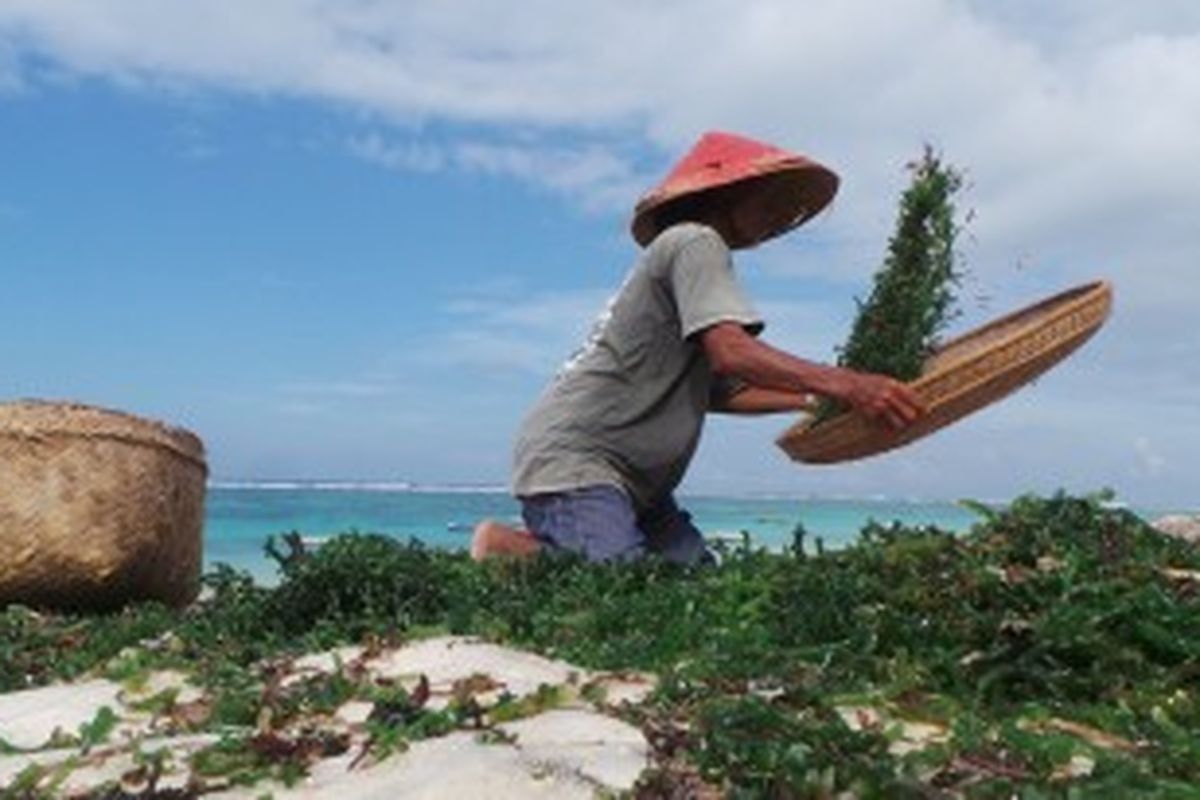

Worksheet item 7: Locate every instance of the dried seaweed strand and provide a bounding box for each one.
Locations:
[815,147,965,421]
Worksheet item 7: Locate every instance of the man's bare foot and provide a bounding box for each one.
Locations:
[471,519,541,561]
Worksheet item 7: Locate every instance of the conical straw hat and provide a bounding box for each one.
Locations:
[631,131,839,249]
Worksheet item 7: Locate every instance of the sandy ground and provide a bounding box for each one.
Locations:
[0,635,657,799]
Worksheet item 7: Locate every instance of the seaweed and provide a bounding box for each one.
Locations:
[816,147,965,422]
[3,491,1200,795]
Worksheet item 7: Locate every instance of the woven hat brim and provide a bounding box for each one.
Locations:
[776,280,1114,464]
[632,162,839,249]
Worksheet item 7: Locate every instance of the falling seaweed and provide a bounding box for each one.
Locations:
[815,147,966,422]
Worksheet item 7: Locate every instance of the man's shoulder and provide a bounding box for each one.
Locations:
[643,223,729,275]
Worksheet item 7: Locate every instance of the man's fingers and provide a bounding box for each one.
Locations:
[892,384,925,412]
[893,394,923,424]
[846,374,927,429]
[863,399,905,430]
[878,405,916,431]
[877,385,924,430]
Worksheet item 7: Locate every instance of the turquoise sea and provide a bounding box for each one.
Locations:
[205,483,984,581]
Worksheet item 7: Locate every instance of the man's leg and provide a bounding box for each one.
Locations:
[472,485,644,562]
[521,485,646,563]
[638,495,716,566]
[470,519,540,561]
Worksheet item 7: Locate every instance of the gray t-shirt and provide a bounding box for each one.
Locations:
[511,222,763,511]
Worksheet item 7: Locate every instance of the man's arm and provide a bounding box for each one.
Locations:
[699,321,925,429]
[710,384,816,415]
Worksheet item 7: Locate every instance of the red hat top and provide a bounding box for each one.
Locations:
[631,131,839,249]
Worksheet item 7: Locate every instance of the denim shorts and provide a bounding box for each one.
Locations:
[519,484,714,565]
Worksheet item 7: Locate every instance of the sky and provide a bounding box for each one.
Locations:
[1,1,1198,509]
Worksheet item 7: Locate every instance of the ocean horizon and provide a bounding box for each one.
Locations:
[206,479,1018,505]
[202,480,1179,582]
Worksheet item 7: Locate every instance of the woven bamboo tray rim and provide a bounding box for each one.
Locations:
[908,280,1108,396]
[0,400,206,472]
[919,281,1103,378]
[776,279,1113,464]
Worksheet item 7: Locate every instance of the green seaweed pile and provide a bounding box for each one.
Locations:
[816,148,965,422]
[4,491,1200,797]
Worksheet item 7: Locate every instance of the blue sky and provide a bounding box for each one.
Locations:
[2,2,1198,508]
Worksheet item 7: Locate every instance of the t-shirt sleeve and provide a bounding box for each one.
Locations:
[669,228,764,340]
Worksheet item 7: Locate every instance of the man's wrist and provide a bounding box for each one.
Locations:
[794,363,847,401]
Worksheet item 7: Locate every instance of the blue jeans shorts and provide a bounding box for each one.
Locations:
[520,484,715,565]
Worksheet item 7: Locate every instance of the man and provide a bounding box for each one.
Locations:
[472,131,924,563]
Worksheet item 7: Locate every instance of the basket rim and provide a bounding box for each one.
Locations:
[0,399,206,470]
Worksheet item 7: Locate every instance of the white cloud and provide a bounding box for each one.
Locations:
[446,286,610,333]
[347,132,646,212]
[3,0,1198,503]
[423,329,557,376]
[452,140,643,212]
[425,285,614,375]
[964,1,1200,51]
[1133,435,1168,478]
[752,298,850,361]
[0,36,20,92]
[349,132,446,173]
[5,2,1198,256]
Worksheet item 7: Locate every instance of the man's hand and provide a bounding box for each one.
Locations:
[832,371,925,430]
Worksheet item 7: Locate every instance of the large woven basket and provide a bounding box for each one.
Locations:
[0,402,207,609]
[777,280,1113,464]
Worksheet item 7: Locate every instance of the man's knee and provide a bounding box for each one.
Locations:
[520,485,644,563]
[640,496,715,566]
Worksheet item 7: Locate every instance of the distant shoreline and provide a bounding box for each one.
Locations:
[205,481,1193,516]
[208,479,509,494]
[207,480,991,507]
